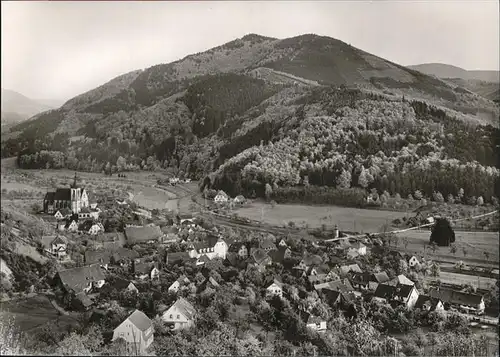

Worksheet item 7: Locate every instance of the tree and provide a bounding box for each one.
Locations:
[434,192,444,203]
[414,190,423,200]
[449,244,457,256]
[55,332,91,356]
[105,162,111,175]
[462,247,468,258]
[265,183,273,201]
[430,218,455,246]
[358,167,372,189]
[477,196,484,206]
[430,263,440,277]
[447,194,455,204]
[116,156,127,171]
[457,188,464,202]
[337,170,352,189]
[31,203,41,214]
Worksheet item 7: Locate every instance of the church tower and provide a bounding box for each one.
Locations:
[70,172,81,213]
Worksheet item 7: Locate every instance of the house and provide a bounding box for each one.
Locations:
[408,255,421,268]
[307,274,331,285]
[234,195,246,204]
[296,253,323,271]
[308,265,330,277]
[266,278,283,299]
[89,222,104,235]
[166,252,191,266]
[302,312,327,333]
[214,190,229,203]
[90,203,98,210]
[339,264,363,277]
[314,279,355,294]
[348,242,367,257]
[196,254,211,266]
[65,219,79,233]
[228,242,249,259]
[74,291,94,310]
[124,225,163,245]
[268,246,292,264]
[54,208,72,220]
[188,236,228,260]
[349,272,372,291]
[278,239,288,247]
[95,232,126,249]
[133,262,160,280]
[260,240,277,252]
[40,235,68,259]
[368,272,391,291]
[111,248,140,265]
[414,295,445,312]
[85,249,112,269]
[321,289,355,309]
[113,278,139,294]
[168,276,190,293]
[426,216,435,224]
[161,297,197,330]
[373,283,419,309]
[198,276,220,293]
[55,264,105,294]
[248,248,272,271]
[429,287,485,315]
[112,309,154,353]
[78,207,93,220]
[387,274,415,287]
[43,173,89,214]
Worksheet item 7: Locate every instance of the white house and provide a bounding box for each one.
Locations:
[112,310,154,354]
[348,242,367,256]
[373,283,420,309]
[266,279,283,299]
[40,235,67,259]
[188,236,228,260]
[304,314,327,333]
[89,223,105,235]
[161,297,197,331]
[65,220,79,233]
[233,195,245,204]
[278,239,288,247]
[168,276,190,293]
[214,190,229,203]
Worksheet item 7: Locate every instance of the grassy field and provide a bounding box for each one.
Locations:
[394,230,499,266]
[0,295,79,333]
[234,201,408,232]
[425,271,497,290]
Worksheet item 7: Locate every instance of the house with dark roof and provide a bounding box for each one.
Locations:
[112,278,139,294]
[124,225,163,245]
[75,291,94,311]
[321,288,355,309]
[112,309,154,353]
[314,279,355,294]
[196,254,211,266]
[95,232,126,249]
[188,236,228,260]
[85,249,112,269]
[414,295,445,312]
[429,287,485,315]
[387,274,415,287]
[373,283,420,309]
[260,240,277,252]
[339,264,363,277]
[301,312,327,333]
[228,242,249,258]
[161,297,197,330]
[40,235,68,259]
[133,262,160,280]
[198,276,220,293]
[56,264,105,294]
[54,208,72,220]
[166,251,191,266]
[268,246,292,264]
[248,248,272,271]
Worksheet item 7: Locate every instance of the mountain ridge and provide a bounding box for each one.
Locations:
[2,33,499,204]
[1,89,54,126]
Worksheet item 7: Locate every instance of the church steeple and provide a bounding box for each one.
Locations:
[70,172,79,188]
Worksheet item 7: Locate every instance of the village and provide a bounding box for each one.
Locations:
[6,172,494,355]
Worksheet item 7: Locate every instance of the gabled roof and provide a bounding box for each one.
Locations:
[215,190,229,198]
[373,284,397,300]
[250,248,270,265]
[85,249,112,265]
[56,208,72,216]
[79,207,91,214]
[54,188,71,201]
[44,192,55,201]
[97,232,126,247]
[197,254,211,264]
[166,251,191,265]
[260,240,277,250]
[268,246,290,264]
[387,274,415,286]
[394,284,415,299]
[372,272,390,284]
[429,287,484,307]
[40,235,58,249]
[113,278,136,291]
[79,220,94,231]
[193,236,222,251]
[112,247,140,262]
[414,295,442,311]
[65,219,78,229]
[267,277,283,289]
[57,264,105,292]
[308,274,329,284]
[228,242,248,253]
[134,262,155,275]
[302,253,323,267]
[75,292,93,308]
[339,264,362,276]
[314,279,354,293]
[170,297,197,320]
[124,225,163,244]
[126,309,152,332]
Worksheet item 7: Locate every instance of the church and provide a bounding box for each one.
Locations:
[43,173,89,214]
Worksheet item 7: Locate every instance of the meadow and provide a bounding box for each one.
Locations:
[425,271,497,290]
[234,201,409,232]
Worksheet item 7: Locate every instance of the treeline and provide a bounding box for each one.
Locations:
[270,186,368,207]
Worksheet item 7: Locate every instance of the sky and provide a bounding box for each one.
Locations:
[1,1,499,101]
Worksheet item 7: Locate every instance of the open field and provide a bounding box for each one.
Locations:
[425,271,497,290]
[394,230,499,266]
[234,201,408,232]
[0,295,79,333]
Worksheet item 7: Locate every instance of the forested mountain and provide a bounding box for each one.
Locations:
[2,34,499,204]
[408,63,500,83]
